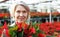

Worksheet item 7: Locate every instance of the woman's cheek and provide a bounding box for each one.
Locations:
[23,13,28,17]
[14,13,19,20]
[15,12,19,17]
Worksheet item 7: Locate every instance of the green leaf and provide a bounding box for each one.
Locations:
[9,30,16,37]
[17,31,23,37]
[32,34,38,37]
[32,22,36,26]
[46,35,55,37]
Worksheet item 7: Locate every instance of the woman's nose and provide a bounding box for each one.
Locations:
[19,12,23,16]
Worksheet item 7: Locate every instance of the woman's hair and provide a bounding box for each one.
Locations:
[9,2,30,17]
[14,4,30,12]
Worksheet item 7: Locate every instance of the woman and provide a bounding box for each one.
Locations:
[10,2,30,26]
[9,2,30,37]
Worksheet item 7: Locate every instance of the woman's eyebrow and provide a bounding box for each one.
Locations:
[16,10,21,12]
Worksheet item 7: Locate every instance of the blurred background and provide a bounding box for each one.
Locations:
[0,0,60,25]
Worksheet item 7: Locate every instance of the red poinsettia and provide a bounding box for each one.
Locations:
[16,22,28,31]
[38,33,45,37]
[39,23,49,34]
[29,27,36,34]
[53,22,60,31]
[27,35,32,37]
[16,22,22,31]
[24,29,29,34]
[2,21,10,37]
[39,22,55,35]
[0,28,2,36]
[47,22,55,34]
[24,26,36,37]
[57,34,60,37]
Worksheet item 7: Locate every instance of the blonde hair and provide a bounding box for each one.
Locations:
[14,4,30,12]
[9,2,30,17]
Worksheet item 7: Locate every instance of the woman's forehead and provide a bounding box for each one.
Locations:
[15,5,27,11]
[14,4,30,12]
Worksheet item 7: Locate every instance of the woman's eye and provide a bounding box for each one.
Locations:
[16,11,20,13]
[23,11,26,13]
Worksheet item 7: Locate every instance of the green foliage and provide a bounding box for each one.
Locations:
[46,35,55,37]
[32,34,38,37]
[9,30,16,37]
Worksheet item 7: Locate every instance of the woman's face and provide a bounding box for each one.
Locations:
[14,5,29,23]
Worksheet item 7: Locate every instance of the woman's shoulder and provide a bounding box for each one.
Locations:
[8,23,17,29]
[9,23,16,27]
[8,23,18,31]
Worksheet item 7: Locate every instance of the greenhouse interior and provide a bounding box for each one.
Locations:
[0,0,60,37]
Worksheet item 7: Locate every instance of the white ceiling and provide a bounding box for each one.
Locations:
[9,0,53,4]
[0,0,60,12]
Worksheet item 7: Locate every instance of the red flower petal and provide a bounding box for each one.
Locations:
[29,27,36,34]
[38,33,45,37]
